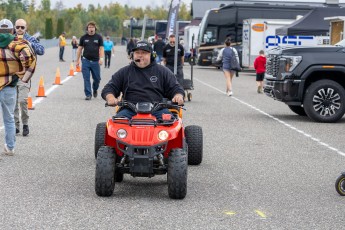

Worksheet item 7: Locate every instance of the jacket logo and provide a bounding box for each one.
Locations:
[150,76,158,82]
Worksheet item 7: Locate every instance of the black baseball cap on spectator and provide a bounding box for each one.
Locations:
[132,41,152,53]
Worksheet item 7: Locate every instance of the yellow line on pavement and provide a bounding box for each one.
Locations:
[224,211,236,216]
[255,210,267,218]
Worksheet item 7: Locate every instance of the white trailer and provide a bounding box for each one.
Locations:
[242,19,295,68]
[183,25,200,52]
[242,18,329,69]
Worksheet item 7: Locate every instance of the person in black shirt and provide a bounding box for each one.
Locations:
[162,34,184,87]
[153,36,165,64]
[102,41,184,119]
[76,21,104,100]
[126,38,136,58]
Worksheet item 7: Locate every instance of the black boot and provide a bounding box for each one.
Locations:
[23,125,29,136]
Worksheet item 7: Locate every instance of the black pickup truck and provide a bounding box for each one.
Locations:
[264,42,345,123]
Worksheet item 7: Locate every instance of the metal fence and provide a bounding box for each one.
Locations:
[39,37,126,49]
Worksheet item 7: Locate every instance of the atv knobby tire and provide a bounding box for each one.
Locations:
[95,122,106,158]
[167,148,187,199]
[335,174,345,196]
[303,80,345,123]
[288,105,306,116]
[185,125,203,165]
[95,146,116,197]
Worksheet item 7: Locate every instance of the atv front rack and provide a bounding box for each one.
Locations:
[112,116,177,126]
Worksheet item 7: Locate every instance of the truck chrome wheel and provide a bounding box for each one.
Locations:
[312,88,341,117]
[304,80,345,123]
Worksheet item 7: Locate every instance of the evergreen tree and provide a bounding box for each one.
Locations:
[45,18,53,39]
[56,18,64,37]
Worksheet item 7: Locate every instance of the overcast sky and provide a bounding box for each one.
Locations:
[50,0,192,9]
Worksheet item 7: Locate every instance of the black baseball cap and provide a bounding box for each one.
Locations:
[132,41,152,53]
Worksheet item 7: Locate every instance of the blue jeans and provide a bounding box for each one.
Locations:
[59,46,65,60]
[116,108,171,120]
[0,86,17,150]
[155,55,163,64]
[81,58,101,97]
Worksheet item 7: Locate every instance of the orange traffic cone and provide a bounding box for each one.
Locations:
[36,76,46,97]
[27,91,35,110]
[75,64,81,72]
[69,63,75,76]
[53,67,62,85]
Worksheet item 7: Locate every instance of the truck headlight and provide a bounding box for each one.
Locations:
[117,129,127,139]
[158,130,169,141]
[283,56,302,72]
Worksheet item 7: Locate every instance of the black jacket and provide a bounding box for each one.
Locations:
[153,40,165,55]
[102,61,184,104]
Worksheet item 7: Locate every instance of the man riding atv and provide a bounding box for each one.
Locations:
[96,41,202,199]
[101,40,184,118]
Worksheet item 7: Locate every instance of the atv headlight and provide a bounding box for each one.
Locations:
[158,130,169,141]
[283,56,302,72]
[117,129,127,139]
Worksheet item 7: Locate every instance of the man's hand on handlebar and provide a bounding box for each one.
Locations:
[105,94,118,106]
[172,94,184,105]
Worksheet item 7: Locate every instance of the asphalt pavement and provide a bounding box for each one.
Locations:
[0,45,345,229]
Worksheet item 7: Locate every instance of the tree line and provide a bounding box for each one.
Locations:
[0,0,192,39]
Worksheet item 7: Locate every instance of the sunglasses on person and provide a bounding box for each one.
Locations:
[15,26,25,30]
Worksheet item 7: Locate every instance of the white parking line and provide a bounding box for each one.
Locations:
[194,77,345,157]
[0,75,75,131]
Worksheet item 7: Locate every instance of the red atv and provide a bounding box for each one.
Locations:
[94,99,203,199]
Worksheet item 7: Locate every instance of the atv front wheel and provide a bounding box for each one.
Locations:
[335,174,345,196]
[185,125,203,165]
[167,148,187,199]
[95,122,106,158]
[95,146,116,197]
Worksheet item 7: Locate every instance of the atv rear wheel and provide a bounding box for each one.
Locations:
[95,122,106,159]
[167,148,187,199]
[185,125,203,165]
[115,172,124,182]
[95,146,116,197]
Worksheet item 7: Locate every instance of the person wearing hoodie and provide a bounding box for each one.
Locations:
[0,19,36,158]
[102,40,184,119]
[253,50,266,94]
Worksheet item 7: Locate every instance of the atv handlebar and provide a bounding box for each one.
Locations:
[105,99,184,113]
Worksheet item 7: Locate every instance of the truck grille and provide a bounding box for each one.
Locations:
[266,54,280,77]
